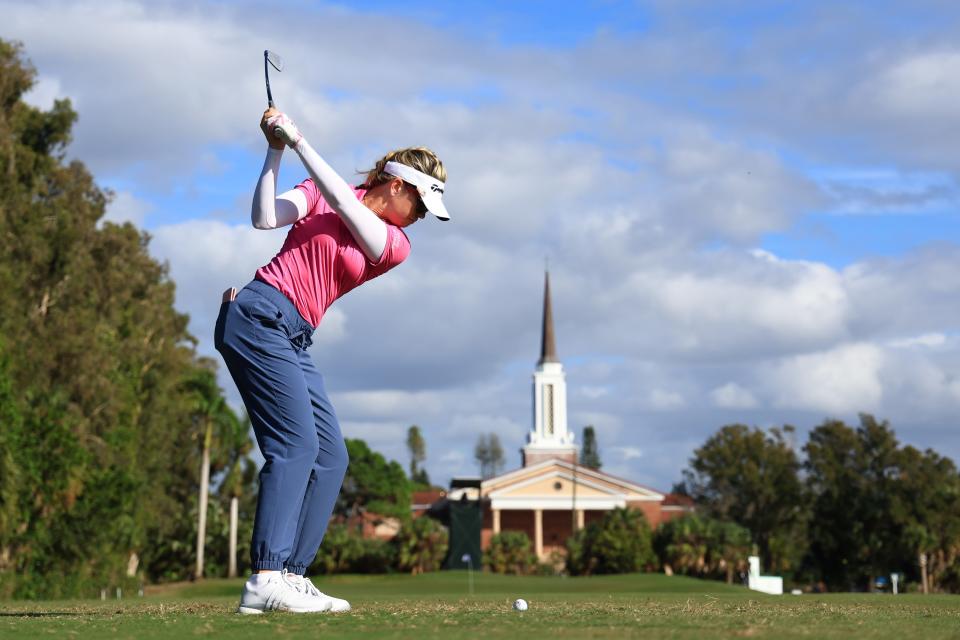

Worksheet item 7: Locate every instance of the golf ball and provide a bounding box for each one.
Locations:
[513,598,528,612]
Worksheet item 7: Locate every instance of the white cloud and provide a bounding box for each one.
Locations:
[767,343,885,415]
[844,246,960,337]
[578,386,610,399]
[21,73,62,110]
[334,390,445,421]
[102,190,152,227]
[620,446,643,461]
[710,382,758,409]
[659,135,822,243]
[570,412,623,439]
[888,333,948,349]
[648,389,685,411]
[581,250,851,361]
[880,348,960,414]
[861,50,960,123]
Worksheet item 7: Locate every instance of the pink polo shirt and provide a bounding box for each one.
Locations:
[255,178,411,328]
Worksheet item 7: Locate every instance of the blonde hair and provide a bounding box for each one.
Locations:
[361,147,446,188]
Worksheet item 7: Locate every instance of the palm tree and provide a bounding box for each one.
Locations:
[222,412,253,578]
[395,517,448,575]
[183,367,244,580]
[713,520,751,583]
[663,516,709,576]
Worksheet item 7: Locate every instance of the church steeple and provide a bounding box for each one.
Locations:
[523,269,577,467]
[539,271,558,365]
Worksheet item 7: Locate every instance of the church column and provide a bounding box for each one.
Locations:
[576,509,584,531]
[534,509,543,558]
[492,508,501,535]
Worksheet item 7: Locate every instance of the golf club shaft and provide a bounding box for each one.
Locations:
[264,54,275,108]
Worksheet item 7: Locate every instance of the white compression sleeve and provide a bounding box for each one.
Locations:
[292,138,388,262]
[251,147,308,229]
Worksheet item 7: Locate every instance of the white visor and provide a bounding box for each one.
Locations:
[383,161,450,221]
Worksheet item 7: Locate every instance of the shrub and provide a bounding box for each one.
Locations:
[310,524,395,575]
[566,508,655,576]
[393,516,448,574]
[536,549,568,576]
[350,538,396,574]
[485,531,538,575]
[654,514,751,583]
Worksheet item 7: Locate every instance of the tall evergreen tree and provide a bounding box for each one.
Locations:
[580,425,602,469]
[405,425,427,484]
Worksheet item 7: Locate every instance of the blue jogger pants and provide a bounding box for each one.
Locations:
[214,279,349,574]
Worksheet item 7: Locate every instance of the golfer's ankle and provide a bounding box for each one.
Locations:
[257,569,279,575]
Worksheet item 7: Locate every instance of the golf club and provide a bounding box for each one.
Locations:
[264,50,283,108]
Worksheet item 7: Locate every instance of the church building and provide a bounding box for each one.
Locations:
[463,272,692,560]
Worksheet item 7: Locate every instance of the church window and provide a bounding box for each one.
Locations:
[544,384,554,435]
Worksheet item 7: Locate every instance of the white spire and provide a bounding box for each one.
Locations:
[523,270,577,466]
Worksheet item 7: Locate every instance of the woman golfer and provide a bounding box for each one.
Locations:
[215,107,449,614]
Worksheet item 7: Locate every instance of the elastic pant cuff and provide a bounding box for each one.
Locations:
[285,564,307,576]
[252,560,286,571]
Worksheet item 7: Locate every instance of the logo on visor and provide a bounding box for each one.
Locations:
[431,184,444,194]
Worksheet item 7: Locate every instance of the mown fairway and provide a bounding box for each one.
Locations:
[1,572,958,639]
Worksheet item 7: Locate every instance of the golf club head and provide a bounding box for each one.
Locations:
[265,50,284,72]
[264,50,283,108]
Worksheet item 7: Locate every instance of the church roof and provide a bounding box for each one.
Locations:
[482,458,666,501]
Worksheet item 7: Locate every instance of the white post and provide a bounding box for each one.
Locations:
[195,422,212,580]
[461,554,474,595]
[891,574,899,595]
[228,496,239,578]
[920,553,929,595]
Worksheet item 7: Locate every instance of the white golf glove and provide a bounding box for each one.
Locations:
[267,113,303,148]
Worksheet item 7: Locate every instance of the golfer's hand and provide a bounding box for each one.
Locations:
[260,108,285,150]
[266,112,303,149]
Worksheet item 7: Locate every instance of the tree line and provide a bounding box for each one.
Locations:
[0,40,257,598]
[679,415,960,593]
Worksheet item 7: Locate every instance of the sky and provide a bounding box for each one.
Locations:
[5,0,960,491]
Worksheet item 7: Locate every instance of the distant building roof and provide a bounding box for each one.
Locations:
[412,489,446,509]
[662,493,695,507]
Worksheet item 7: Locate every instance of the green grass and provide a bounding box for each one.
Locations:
[2,572,958,639]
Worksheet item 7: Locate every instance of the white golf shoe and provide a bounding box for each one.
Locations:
[237,569,332,614]
[286,573,351,613]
